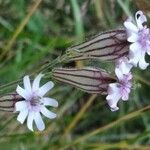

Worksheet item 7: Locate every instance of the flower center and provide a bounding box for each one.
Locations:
[30,96,42,106]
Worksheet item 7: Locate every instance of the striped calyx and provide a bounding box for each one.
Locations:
[53,68,116,94]
[0,93,22,112]
[67,29,129,61]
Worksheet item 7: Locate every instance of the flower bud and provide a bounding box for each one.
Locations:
[53,67,116,95]
[67,29,129,61]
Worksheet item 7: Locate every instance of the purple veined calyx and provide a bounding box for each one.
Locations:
[66,29,129,61]
[0,93,22,112]
[53,67,116,95]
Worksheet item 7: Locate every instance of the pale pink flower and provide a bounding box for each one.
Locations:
[15,74,58,131]
[124,11,150,70]
[115,57,133,77]
[106,58,132,111]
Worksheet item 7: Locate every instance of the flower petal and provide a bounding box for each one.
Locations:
[17,109,28,124]
[15,101,27,111]
[122,91,129,100]
[110,106,119,112]
[128,33,138,43]
[124,21,138,33]
[40,106,56,119]
[139,51,149,70]
[43,97,58,107]
[135,11,147,29]
[23,75,32,93]
[34,112,45,131]
[32,74,44,92]
[115,68,123,80]
[106,83,121,111]
[27,111,34,131]
[38,81,54,97]
[16,85,29,99]
[129,43,141,66]
[115,57,132,80]
[121,87,130,100]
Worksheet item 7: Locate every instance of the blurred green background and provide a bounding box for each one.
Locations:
[0,0,150,149]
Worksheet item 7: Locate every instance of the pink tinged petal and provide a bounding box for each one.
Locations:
[32,74,44,92]
[16,85,29,100]
[15,101,27,111]
[23,75,32,93]
[34,112,45,131]
[124,21,138,33]
[139,51,149,70]
[121,75,132,100]
[122,93,129,101]
[38,81,54,97]
[129,43,141,66]
[146,39,150,54]
[40,106,57,119]
[27,111,34,131]
[128,33,138,43]
[106,83,121,111]
[121,89,130,101]
[43,98,58,107]
[17,109,28,124]
[123,73,132,82]
[127,74,132,81]
[135,11,147,29]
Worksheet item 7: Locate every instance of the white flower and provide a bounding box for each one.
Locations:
[15,74,58,131]
[106,58,132,111]
[124,10,150,70]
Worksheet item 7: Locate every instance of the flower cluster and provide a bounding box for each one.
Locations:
[5,10,149,131]
[106,10,150,111]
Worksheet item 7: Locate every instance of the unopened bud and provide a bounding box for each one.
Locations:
[53,67,116,95]
[67,29,129,61]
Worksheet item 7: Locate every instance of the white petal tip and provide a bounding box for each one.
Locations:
[140,63,149,70]
[38,127,45,131]
[16,85,22,94]
[54,101,58,107]
[17,118,24,124]
[110,107,119,112]
[122,99,128,101]
[49,81,54,88]
[29,129,34,132]
[51,113,57,119]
